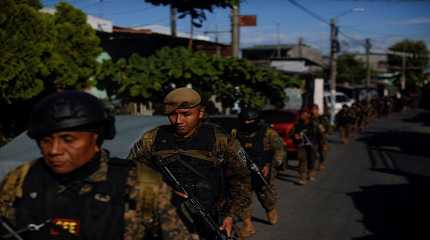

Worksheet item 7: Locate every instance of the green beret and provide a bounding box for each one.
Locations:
[163,87,202,114]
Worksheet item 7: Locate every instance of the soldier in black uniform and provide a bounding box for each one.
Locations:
[231,108,285,238]
[128,87,252,240]
[0,91,191,240]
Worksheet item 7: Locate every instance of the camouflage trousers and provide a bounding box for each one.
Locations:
[297,146,317,179]
[318,144,328,165]
[241,167,278,219]
[339,125,350,144]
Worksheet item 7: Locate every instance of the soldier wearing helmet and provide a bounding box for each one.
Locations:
[128,87,252,240]
[335,104,352,144]
[231,108,285,238]
[0,90,191,240]
[290,107,323,185]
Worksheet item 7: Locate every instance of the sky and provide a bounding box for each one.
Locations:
[42,0,430,55]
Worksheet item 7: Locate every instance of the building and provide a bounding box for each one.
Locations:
[241,41,326,74]
[354,53,389,73]
[41,7,232,61]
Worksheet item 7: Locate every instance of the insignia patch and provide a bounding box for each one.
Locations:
[237,147,249,167]
[51,218,80,236]
[94,193,111,202]
[244,143,253,149]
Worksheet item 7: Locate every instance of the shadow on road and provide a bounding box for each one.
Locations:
[348,178,429,240]
[251,216,271,225]
[350,117,430,239]
[402,110,430,127]
[276,172,298,184]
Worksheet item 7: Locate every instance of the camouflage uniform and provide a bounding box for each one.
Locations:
[232,126,285,219]
[313,115,330,170]
[127,124,252,239]
[291,118,322,182]
[335,107,351,144]
[0,150,191,240]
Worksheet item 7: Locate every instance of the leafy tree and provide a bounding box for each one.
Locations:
[96,47,299,111]
[388,39,429,88]
[0,0,52,104]
[44,2,102,90]
[0,1,102,104]
[145,0,240,27]
[337,53,366,84]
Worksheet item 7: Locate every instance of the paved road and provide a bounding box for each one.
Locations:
[249,109,430,240]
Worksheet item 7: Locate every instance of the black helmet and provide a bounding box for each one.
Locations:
[238,108,260,121]
[27,90,115,140]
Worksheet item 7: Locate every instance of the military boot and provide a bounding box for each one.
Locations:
[308,169,316,181]
[318,163,326,171]
[297,174,307,185]
[266,208,278,225]
[239,217,256,238]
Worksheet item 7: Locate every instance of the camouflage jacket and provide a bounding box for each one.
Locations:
[232,126,286,168]
[0,150,192,240]
[290,119,323,147]
[127,124,252,219]
[313,115,330,144]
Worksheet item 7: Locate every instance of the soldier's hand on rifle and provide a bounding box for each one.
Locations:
[262,164,270,177]
[220,216,233,237]
[174,191,188,199]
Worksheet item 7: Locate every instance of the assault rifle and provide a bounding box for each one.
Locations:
[237,148,273,195]
[298,130,313,148]
[153,156,231,240]
[1,217,50,240]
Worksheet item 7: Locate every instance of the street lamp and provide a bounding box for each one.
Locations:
[328,7,365,125]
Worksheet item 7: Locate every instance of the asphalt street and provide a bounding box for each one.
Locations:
[1,109,429,240]
[248,109,430,240]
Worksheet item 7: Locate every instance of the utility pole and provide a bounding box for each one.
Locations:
[170,6,177,37]
[365,38,371,101]
[276,22,281,58]
[298,37,304,58]
[231,2,240,58]
[401,52,406,91]
[329,18,338,125]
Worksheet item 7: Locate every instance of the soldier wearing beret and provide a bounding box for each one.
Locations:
[128,87,252,240]
[0,90,191,240]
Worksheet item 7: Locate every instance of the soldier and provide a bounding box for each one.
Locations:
[127,87,251,240]
[0,90,191,240]
[291,108,322,185]
[335,104,351,144]
[231,108,285,238]
[310,104,330,171]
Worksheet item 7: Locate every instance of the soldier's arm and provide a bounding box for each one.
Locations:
[267,128,286,166]
[0,162,33,225]
[156,182,193,240]
[224,138,252,218]
[127,128,158,167]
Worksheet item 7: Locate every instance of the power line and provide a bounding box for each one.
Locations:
[287,0,330,26]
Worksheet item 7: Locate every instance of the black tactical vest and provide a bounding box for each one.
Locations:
[236,124,272,168]
[152,124,224,212]
[14,157,131,240]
